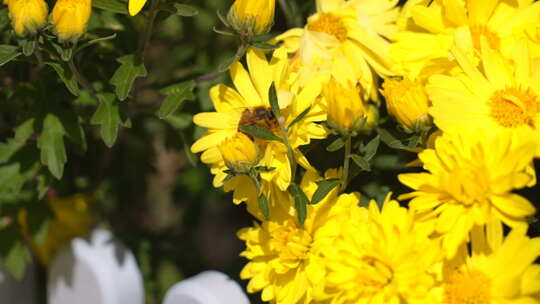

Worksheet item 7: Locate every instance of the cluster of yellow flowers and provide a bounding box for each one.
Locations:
[191,0,540,303]
[5,0,92,42]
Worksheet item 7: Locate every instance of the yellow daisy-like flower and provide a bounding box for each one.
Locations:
[440,225,540,304]
[276,0,398,98]
[191,48,327,217]
[320,196,441,304]
[5,0,48,37]
[428,40,540,147]
[398,131,537,258]
[51,0,92,43]
[19,194,94,267]
[391,0,540,79]
[238,170,355,304]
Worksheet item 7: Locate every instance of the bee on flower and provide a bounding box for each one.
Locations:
[5,0,48,37]
[190,48,327,218]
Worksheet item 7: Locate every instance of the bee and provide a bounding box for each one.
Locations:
[238,106,279,136]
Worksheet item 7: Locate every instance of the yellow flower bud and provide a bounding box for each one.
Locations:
[51,0,92,43]
[6,0,48,37]
[128,0,147,16]
[324,80,367,137]
[227,0,275,36]
[218,133,260,174]
[382,77,432,133]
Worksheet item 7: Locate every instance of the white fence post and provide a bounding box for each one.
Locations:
[162,270,250,304]
[48,229,145,304]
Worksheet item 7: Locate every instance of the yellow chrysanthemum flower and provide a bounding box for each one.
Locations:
[19,194,94,267]
[51,0,92,43]
[399,131,537,258]
[391,0,540,79]
[320,196,440,304]
[440,225,540,304]
[218,132,261,174]
[428,40,540,149]
[128,0,147,16]
[276,0,398,98]
[382,77,432,133]
[227,0,275,36]
[191,48,327,218]
[5,0,48,37]
[238,170,354,304]
[324,78,367,136]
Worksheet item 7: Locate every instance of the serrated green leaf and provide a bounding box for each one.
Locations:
[377,128,407,150]
[0,45,21,66]
[363,135,380,161]
[239,125,283,142]
[46,62,80,96]
[289,183,308,226]
[37,114,67,179]
[258,195,270,220]
[173,4,198,16]
[269,83,280,118]
[288,106,311,128]
[311,178,341,205]
[326,137,345,152]
[351,154,371,172]
[0,119,35,163]
[158,81,195,119]
[92,0,128,14]
[110,55,147,101]
[91,94,122,147]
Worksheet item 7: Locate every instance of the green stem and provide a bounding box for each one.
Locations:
[277,116,297,183]
[137,0,160,61]
[340,136,352,192]
[68,57,97,97]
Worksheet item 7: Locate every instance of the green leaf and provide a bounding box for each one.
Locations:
[326,137,345,152]
[311,178,341,205]
[0,164,26,202]
[0,119,35,163]
[251,42,280,50]
[351,154,371,172]
[110,55,147,101]
[218,54,241,72]
[91,94,122,147]
[75,33,117,55]
[158,81,195,119]
[46,62,80,96]
[0,45,21,66]
[1,240,31,280]
[288,106,311,128]
[255,166,276,173]
[165,113,192,130]
[20,39,36,56]
[37,114,67,180]
[239,125,283,142]
[289,183,308,226]
[377,128,407,150]
[269,83,280,118]
[173,4,198,16]
[258,195,270,220]
[92,0,128,14]
[363,135,380,161]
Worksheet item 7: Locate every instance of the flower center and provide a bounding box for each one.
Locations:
[307,13,348,42]
[268,220,312,264]
[445,269,491,304]
[470,25,500,51]
[489,88,538,128]
[356,256,394,294]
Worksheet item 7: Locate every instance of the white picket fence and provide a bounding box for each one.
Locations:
[1,229,250,304]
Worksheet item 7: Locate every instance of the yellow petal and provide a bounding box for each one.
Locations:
[491,194,536,218]
[129,0,147,16]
